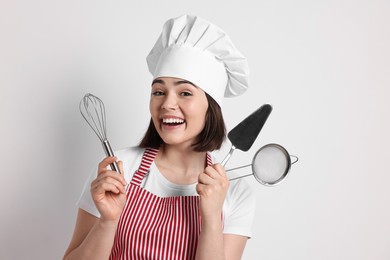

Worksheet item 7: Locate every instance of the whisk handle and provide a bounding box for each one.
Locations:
[102,139,120,173]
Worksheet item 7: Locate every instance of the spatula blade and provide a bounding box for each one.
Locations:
[228,104,272,152]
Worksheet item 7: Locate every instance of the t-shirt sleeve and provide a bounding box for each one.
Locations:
[77,166,101,218]
[76,146,144,218]
[222,178,256,238]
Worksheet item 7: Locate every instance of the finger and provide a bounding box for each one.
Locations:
[196,183,208,196]
[92,175,126,194]
[198,172,214,185]
[92,181,124,195]
[204,165,229,190]
[116,161,127,185]
[117,160,124,175]
[204,166,222,180]
[98,156,118,174]
[95,170,127,187]
[210,163,227,178]
[206,163,227,179]
[98,160,127,186]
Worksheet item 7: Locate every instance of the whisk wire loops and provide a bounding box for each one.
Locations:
[79,93,108,142]
[79,93,120,173]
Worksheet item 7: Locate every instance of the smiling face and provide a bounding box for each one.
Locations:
[150,77,209,149]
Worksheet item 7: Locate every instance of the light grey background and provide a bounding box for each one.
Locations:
[1,0,389,259]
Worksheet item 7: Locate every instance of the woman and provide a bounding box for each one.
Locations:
[64,14,255,260]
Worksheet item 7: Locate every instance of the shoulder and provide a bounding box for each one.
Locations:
[223,178,256,237]
[114,146,146,182]
[226,178,256,206]
[115,146,144,158]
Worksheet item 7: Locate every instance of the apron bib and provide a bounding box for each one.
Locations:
[109,148,212,260]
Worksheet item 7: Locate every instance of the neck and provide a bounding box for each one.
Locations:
[155,144,207,184]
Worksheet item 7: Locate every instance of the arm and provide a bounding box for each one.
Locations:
[63,209,119,260]
[223,234,248,260]
[196,164,248,260]
[196,218,248,260]
[63,157,127,260]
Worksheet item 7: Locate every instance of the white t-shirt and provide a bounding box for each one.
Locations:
[77,146,256,238]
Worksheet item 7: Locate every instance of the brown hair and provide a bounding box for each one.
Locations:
[139,93,226,152]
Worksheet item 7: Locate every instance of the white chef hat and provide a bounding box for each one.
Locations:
[146,14,249,106]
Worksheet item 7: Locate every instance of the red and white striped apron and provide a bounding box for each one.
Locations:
[109,147,213,260]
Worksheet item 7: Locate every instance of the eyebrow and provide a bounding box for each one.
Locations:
[151,79,197,88]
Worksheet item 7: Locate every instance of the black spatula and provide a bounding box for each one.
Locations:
[221,104,273,166]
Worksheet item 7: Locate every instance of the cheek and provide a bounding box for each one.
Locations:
[149,100,159,115]
[149,102,160,126]
[190,103,208,125]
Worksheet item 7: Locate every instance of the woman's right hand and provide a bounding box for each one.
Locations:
[91,156,127,223]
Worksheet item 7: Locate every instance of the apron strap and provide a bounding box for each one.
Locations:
[206,152,212,166]
[130,147,159,186]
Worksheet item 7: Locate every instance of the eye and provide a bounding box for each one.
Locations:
[152,90,164,96]
[180,91,193,97]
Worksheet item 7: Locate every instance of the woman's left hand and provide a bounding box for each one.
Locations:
[196,163,229,222]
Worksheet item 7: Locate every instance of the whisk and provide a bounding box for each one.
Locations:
[79,93,120,173]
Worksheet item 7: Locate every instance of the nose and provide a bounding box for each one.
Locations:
[161,93,178,110]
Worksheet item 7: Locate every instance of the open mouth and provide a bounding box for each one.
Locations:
[162,118,185,126]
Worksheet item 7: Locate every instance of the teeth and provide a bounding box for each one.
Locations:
[163,118,184,124]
